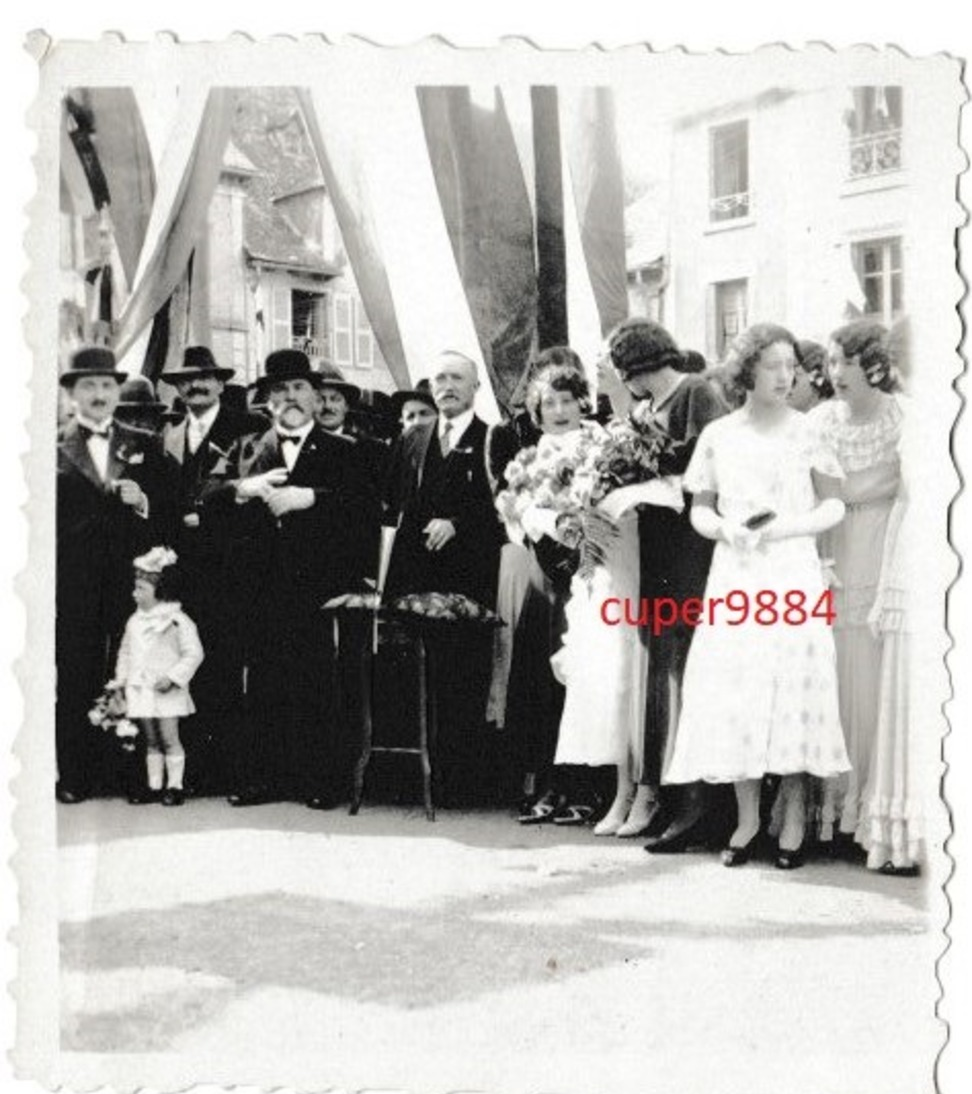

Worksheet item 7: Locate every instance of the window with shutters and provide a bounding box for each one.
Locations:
[332,292,354,366]
[709,121,750,222]
[355,299,374,368]
[271,284,292,350]
[291,289,330,359]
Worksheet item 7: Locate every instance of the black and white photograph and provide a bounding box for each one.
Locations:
[7,21,970,1094]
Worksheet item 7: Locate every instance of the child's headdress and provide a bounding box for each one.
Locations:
[133,546,178,583]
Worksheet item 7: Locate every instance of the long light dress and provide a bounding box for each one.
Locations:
[552,507,647,773]
[809,396,903,835]
[664,408,851,784]
[855,408,928,868]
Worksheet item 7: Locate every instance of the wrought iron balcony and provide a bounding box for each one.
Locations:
[848,129,903,178]
[709,191,750,222]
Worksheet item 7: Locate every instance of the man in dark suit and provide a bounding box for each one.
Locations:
[56,347,177,802]
[383,351,504,803]
[222,350,381,807]
[159,346,268,793]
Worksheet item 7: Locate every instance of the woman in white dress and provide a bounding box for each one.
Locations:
[664,325,851,868]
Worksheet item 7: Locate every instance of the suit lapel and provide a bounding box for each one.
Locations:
[164,420,188,465]
[59,422,108,491]
[414,422,436,490]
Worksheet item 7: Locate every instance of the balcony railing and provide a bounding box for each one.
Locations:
[848,129,903,178]
[292,334,330,360]
[709,191,750,222]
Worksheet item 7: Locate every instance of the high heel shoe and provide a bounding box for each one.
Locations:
[775,847,804,870]
[721,834,759,867]
[616,799,664,838]
[593,812,626,836]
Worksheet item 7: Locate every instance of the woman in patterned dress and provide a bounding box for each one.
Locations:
[664,324,851,869]
[808,320,904,853]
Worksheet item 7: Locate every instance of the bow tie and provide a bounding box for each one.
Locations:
[278,434,302,446]
[78,423,111,441]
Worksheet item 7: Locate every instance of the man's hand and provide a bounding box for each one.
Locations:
[154,675,176,693]
[423,518,456,551]
[236,467,289,501]
[115,479,147,511]
[266,485,316,518]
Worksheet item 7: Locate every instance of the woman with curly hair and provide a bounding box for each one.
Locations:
[808,319,906,862]
[664,323,850,869]
[789,339,835,412]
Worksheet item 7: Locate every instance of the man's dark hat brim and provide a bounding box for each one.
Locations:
[161,347,235,384]
[253,349,327,398]
[390,388,438,414]
[59,346,127,387]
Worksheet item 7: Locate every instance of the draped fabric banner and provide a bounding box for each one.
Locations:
[532,86,569,353]
[417,87,537,413]
[114,87,236,374]
[296,87,410,393]
[302,70,501,422]
[562,87,628,341]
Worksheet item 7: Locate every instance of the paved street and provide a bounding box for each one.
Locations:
[58,799,940,1094]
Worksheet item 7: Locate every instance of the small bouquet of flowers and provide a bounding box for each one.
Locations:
[88,684,139,752]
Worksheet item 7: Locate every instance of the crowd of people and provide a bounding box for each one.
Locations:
[55,314,923,877]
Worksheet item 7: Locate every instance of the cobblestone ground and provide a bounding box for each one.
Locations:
[57,799,941,1094]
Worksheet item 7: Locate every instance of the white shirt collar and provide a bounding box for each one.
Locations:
[276,420,315,443]
[187,402,220,435]
[75,414,114,434]
[439,408,474,444]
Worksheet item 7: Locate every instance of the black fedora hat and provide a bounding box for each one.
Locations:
[160,345,235,384]
[59,346,127,388]
[390,380,436,417]
[253,349,326,399]
[116,375,167,410]
[317,361,362,404]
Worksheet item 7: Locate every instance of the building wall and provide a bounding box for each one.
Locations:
[666,61,961,377]
[207,177,253,382]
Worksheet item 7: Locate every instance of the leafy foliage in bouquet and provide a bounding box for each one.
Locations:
[88,686,139,752]
[586,399,672,505]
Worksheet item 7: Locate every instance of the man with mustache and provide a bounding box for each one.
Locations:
[219,350,381,808]
[382,351,504,805]
[159,346,268,794]
[56,347,177,803]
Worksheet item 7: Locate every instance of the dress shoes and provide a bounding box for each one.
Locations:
[774,847,803,870]
[161,789,185,807]
[643,811,706,854]
[56,787,87,804]
[127,789,159,805]
[306,794,342,811]
[879,861,920,878]
[228,788,270,807]
[721,841,756,867]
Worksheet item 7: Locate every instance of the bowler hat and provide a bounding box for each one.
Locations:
[253,349,326,399]
[316,361,362,404]
[160,345,235,384]
[609,318,682,377]
[59,346,127,387]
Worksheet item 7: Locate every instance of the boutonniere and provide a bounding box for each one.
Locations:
[116,444,145,465]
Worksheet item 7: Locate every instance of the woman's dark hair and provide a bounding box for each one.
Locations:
[677,349,708,374]
[531,345,584,375]
[608,318,682,377]
[525,363,592,427]
[724,323,802,400]
[829,319,898,392]
[796,339,835,399]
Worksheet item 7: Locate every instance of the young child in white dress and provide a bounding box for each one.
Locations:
[109,547,204,805]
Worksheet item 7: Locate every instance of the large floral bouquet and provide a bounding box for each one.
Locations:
[496,409,672,579]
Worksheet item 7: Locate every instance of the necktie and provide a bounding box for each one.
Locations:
[78,423,110,442]
[187,417,208,455]
[440,420,453,457]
